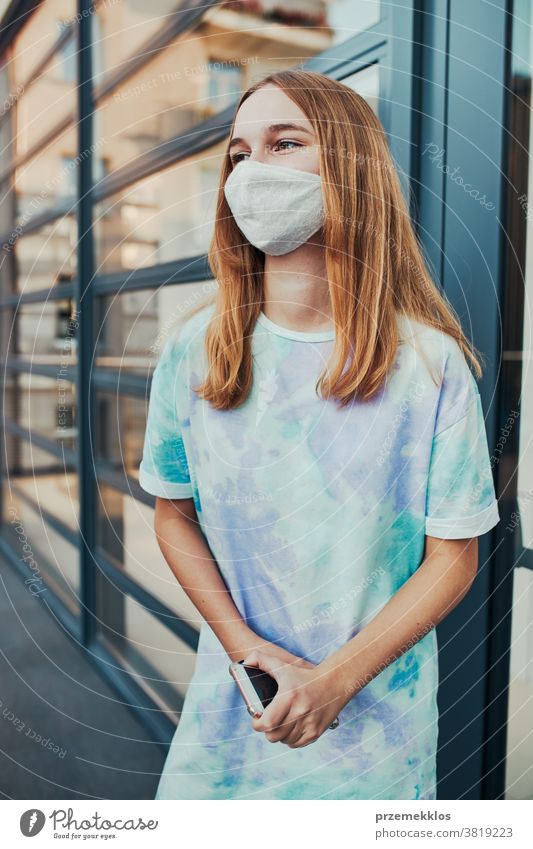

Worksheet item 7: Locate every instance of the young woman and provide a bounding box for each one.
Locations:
[139,69,500,800]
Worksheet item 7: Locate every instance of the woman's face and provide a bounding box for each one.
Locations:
[228,84,320,176]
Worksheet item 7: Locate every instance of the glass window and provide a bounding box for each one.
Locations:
[93,0,381,176]
[95,571,199,715]
[5,372,77,451]
[96,484,202,628]
[328,0,381,44]
[207,60,243,111]
[2,484,79,614]
[93,0,188,81]
[95,393,145,479]
[56,23,77,83]
[11,298,78,363]
[14,0,76,77]
[94,281,216,372]
[94,144,225,270]
[2,431,79,532]
[2,221,77,295]
[13,125,79,219]
[14,51,77,157]
[11,0,76,87]
[340,62,380,115]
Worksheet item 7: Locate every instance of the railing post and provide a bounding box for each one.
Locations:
[76,0,96,647]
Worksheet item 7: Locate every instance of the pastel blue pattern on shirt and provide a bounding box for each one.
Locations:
[139,302,500,800]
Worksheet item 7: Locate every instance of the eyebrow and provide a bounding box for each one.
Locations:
[229,122,313,151]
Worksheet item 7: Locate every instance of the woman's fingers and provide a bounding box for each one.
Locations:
[281,724,307,746]
[252,691,292,736]
[262,700,300,742]
[243,649,298,739]
[243,651,322,745]
[264,718,299,743]
[242,649,282,679]
[286,730,318,749]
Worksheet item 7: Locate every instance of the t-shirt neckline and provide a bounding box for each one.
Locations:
[256,310,336,342]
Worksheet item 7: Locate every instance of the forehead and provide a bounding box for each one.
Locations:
[232,85,313,134]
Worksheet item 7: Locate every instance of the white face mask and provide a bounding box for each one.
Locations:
[223,159,324,256]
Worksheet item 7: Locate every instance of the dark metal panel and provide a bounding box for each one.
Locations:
[499,2,533,577]
[76,0,97,648]
[482,0,529,797]
[416,0,449,285]
[437,0,510,800]
[383,0,418,201]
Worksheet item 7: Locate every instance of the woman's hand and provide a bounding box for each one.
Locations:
[242,649,348,748]
[255,642,316,670]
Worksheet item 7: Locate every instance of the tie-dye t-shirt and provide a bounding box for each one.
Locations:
[139,301,499,800]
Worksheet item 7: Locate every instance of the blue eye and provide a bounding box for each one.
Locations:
[229,139,303,166]
[275,140,302,151]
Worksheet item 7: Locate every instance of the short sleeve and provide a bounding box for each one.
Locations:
[425,347,500,539]
[138,332,194,500]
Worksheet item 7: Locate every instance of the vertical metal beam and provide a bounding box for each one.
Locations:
[439,0,510,799]
[416,0,512,799]
[76,0,96,647]
[385,0,420,215]
[416,0,449,286]
[481,0,521,800]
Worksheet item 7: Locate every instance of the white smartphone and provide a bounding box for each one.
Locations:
[228,660,278,718]
[228,659,340,728]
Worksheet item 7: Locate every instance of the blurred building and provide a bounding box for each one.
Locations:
[0,0,531,799]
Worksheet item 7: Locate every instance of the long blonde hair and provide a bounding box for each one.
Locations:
[193,69,483,410]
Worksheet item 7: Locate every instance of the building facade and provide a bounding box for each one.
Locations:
[0,0,531,799]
